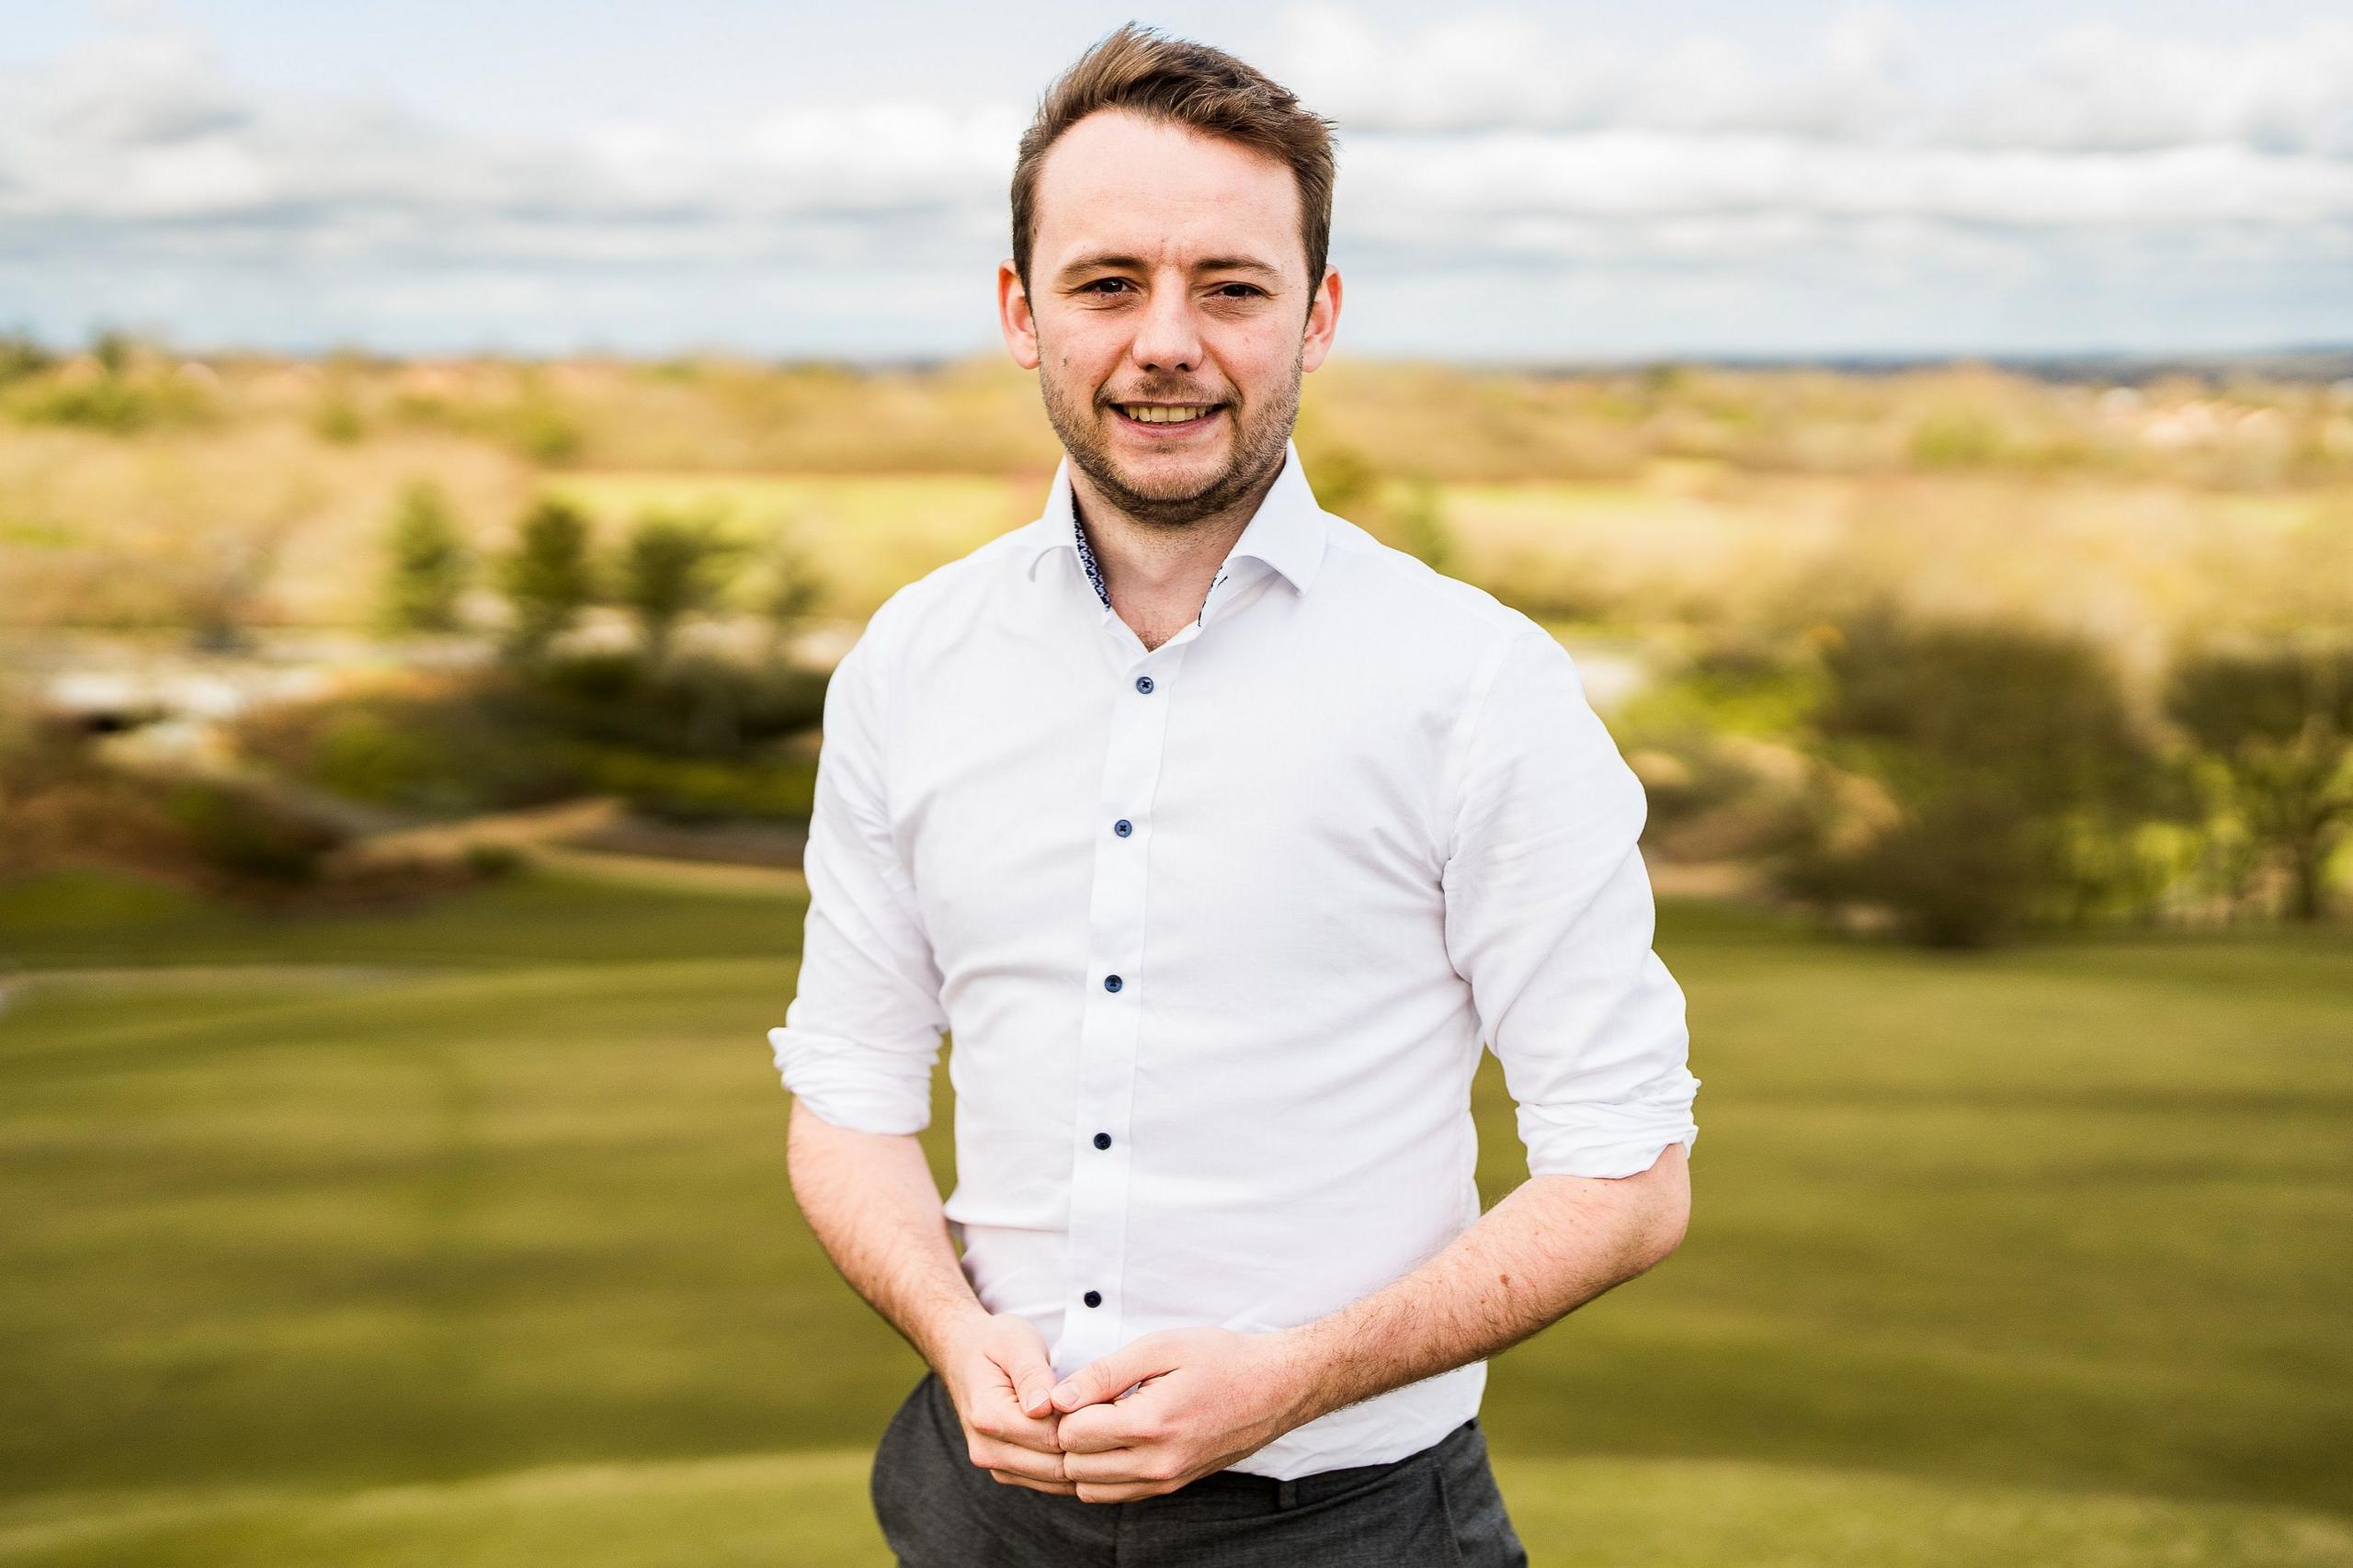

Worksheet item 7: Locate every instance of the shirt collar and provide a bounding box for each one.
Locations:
[1019,439,1331,604]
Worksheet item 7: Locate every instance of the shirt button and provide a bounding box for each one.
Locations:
[1103,974,1123,993]
[1093,1131,1112,1150]
[1113,818,1132,837]
[1084,1290,1103,1309]
[1134,675,1154,694]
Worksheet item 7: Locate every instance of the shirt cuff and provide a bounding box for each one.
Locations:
[767,1025,935,1136]
[1518,1068,1701,1179]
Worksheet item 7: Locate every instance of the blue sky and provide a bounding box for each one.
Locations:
[4,0,2349,360]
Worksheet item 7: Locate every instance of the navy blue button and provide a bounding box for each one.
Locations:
[1113,818,1132,837]
[1083,1290,1103,1308]
[1093,1131,1112,1150]
[1134,675,1154,694]
[1103,973,1123,993]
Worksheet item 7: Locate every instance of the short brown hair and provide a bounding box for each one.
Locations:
[1010,24,1338,298]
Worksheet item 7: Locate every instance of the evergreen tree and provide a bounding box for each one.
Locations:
[498,497,597,663]
[378,480,472,633]
[619,510,733,666]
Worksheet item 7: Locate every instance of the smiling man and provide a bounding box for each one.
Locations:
[769,24,1699,1567]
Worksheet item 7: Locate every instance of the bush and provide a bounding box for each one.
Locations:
[0,334,52,387]
[1773,608,2169,945]
[232,653,827,824]
[0,710,364,900]
[163,778,344,886]
[570,745,817,824]
[516,649,826,757]
[240,687,582,818]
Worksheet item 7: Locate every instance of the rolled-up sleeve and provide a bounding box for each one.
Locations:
[1441,627,1699,1180]
[766,617,948,1135]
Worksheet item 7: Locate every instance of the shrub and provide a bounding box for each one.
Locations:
[0,334,52,386]
[163,778,345,886]
[232,653,826,824]
[236,677,583,819]
[516,649,826,757]
[1773,608,2168,945]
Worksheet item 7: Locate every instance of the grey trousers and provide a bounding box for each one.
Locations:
[870,1370,1529,1567]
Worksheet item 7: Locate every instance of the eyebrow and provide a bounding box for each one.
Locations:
[1053,253,1284,285]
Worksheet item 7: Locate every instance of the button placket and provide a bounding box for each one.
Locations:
[1061,639,1191,1369]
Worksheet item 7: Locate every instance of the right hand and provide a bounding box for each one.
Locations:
[935,1310,1073,1494]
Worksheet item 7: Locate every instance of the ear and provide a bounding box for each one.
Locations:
[1300,265,1341,374]
[998,259,1041,370]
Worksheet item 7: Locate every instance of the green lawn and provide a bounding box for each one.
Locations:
[3,867,2348,1564]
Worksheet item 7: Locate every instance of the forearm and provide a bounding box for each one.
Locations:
[785,1097,986,1370]
[1279,1142,1690,1426]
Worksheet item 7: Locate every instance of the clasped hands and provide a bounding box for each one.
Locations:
[940,1312,1314,1504]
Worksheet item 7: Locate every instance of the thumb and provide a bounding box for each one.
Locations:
[996,1333,1060,1419]
[1050,1334,1179,1415]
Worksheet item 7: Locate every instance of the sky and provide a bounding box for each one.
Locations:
[2,0,2349,362]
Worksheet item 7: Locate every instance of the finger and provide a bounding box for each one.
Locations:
[1055,1403,1156,1453]
[1075,1478,1179,1504]
[1050,1335,1182,1415]
[993,1470,1079,1495]
[968,1436,1067,1483]
[1060,1445,1162,1484]
[1000,1349,1060,1423]
[965,1381,1066,1455]
[990,1328,1063,1421]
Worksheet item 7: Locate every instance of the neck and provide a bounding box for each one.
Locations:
[1067,458,1283,638]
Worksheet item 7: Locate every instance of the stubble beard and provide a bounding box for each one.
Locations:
[1039,349,1302,530]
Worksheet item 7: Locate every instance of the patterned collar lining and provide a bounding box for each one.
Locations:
[1072,513,1233,629]
[1072,514,1112,611]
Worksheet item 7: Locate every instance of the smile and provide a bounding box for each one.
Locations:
[1113,403,1222,431]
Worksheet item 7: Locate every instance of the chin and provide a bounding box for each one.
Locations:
[1101,432,1230,493]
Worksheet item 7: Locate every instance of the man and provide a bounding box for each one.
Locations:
[769,24,1699,1566]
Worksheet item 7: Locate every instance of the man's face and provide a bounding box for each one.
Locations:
[999,108,1341,527]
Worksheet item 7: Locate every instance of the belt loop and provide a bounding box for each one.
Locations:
[1276,1478,1298,1510]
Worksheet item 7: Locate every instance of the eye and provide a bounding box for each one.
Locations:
[1079,278,1134,296]
[1211,283,1267,300]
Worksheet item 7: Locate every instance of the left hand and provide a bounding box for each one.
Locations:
[1047,1327,1315,1503]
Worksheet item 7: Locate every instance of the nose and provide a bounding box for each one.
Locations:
[1128,279,1202,376]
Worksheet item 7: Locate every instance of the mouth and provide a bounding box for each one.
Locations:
[1109,402,1225,436]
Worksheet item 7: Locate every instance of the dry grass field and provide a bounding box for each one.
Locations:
[5,347,2349,649]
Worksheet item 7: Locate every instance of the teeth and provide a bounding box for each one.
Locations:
[1124,404,1212,424]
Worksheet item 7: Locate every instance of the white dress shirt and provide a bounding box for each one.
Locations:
[769,441,1700,1479]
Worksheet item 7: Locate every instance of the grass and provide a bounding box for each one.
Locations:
[2,867,2348,1563]
[538,472,1032,621]
[2,1455,2349,1568]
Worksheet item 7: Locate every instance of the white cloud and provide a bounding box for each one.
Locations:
[1948,21,2353,155]
[0,6,2347,357]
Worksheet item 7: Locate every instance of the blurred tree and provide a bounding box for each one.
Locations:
[756,531,826,660]
[178,517,291,654]
[377,480,472,635]
[91,328,134,378]
[313,396,367,444]
[619,510,735,666]
[498,497,597,664]
[0,331,52,385]
[1776,607,2167,946]
[2166,644,2353,923]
